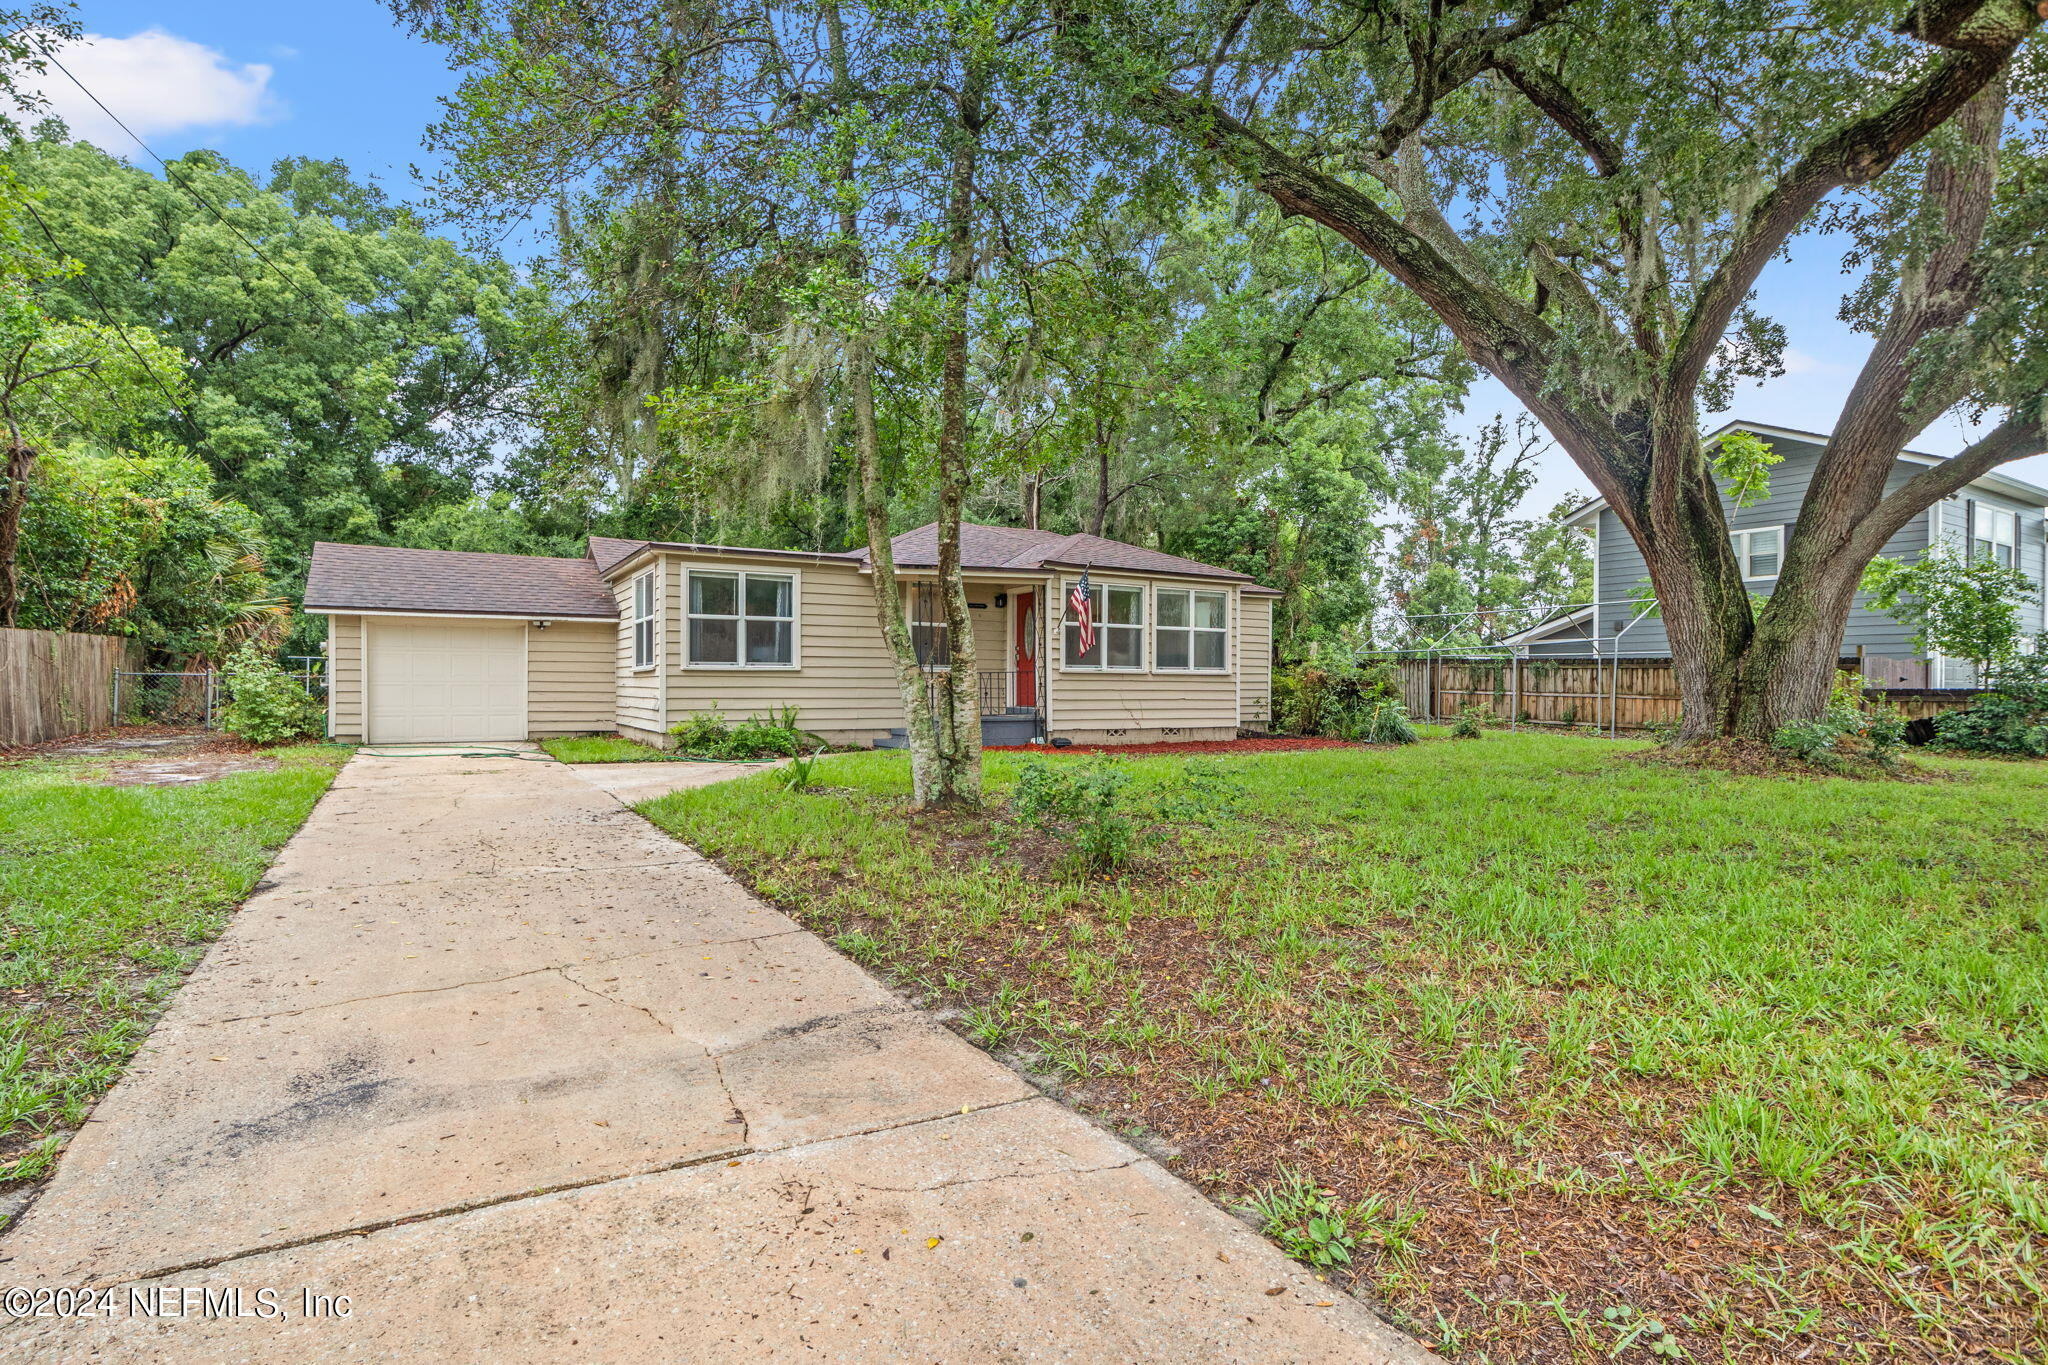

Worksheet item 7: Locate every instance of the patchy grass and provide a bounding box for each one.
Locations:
[540,735,672,763]
[640,733,2048,1364]
[0,744,346,1195]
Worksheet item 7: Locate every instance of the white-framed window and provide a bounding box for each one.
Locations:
[687,569,795,667]
[1063,579,1145,670]
[631,571,657,670]
[1971,505,2020,569]
[1156,588,1228,671]
[1729,526,1783,581]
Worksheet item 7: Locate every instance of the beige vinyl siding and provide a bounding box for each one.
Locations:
[327,613,364,742]
[527,620,616,736]
[614,569,661,740]
[663,554,906,744]
[1239,595,1273,730]
[1043,574,1240,738]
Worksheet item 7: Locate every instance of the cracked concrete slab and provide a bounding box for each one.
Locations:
[1,1103,1426,1364]
[177,868,795,1024]
[0,746,1436,1363]
[558,932,897,1050]
[0,970,742,1286]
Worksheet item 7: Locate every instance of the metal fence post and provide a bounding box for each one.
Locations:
[204,671,217,729]
[111,668,122,728]
[1509,655,1519,731]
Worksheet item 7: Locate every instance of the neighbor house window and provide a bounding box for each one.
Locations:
[1155,588,1228,671]
[1064,580,1145,669]
[631,571,657,669]
[909,585,950,667]
[1971,506,2019,568]
[687,570,795,666]
[1729,526,1782,580]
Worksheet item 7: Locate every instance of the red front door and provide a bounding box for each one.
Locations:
[1013,592,1037,707]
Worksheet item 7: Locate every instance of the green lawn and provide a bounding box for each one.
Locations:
[641,733,2048,1364]
[539,734,674,763]
[0,745,347,1193]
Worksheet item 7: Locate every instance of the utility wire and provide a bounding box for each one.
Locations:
[46,52,332,319]
[20,198,205,440]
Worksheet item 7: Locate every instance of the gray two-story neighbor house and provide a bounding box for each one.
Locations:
[1510,422,2048,688]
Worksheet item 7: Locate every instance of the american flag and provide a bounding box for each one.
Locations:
[1069,568,1095,656]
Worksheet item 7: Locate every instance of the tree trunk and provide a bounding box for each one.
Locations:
[1021,471,1041,530]
[1088,419,1109,536]
[823,0,974,809]
[922,74,987,808]
[1625,444,1875,742]
[0,440,34,627]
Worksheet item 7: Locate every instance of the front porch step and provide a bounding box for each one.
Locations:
[872,715,1041,751]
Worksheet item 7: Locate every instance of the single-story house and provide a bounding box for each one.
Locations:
[1507,421,2048,687]
[303,523,1280,748]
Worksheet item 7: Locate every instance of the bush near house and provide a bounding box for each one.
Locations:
[216,646,324,745]
[641,735,2048,1364]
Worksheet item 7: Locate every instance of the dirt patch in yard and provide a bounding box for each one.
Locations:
[1,727,276,786]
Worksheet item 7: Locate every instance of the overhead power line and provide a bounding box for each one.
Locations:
[45,52,332,319]
[19,197,205,440]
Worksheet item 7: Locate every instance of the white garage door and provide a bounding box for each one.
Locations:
[366,618,527,743]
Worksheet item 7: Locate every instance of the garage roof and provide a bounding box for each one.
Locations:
[304,542,617,619]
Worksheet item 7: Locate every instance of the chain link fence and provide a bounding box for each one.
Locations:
[112,666,326,729]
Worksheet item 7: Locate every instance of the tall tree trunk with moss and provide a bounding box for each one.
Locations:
[825,0,980,807]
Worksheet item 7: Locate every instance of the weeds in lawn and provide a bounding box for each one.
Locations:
[640,735,2048,1362]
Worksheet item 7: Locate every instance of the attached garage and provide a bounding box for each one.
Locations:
[366,618,526,743]
[306,543,619,745]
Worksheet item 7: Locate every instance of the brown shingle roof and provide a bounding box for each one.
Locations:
[304,543,617,619]
[588,536,649,575]
[862,522,1276,589]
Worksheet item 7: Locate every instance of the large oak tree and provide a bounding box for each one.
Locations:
[1055,0,2048,737]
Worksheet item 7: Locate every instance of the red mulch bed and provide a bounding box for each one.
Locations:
[985,736,1357,756]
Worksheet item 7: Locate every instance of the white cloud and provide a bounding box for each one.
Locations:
[24,28,279,151]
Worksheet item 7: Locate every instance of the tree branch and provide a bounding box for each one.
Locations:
[1854,406,2047,559]
[1668,6,2033,405]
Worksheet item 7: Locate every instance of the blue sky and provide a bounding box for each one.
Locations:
[41,5,2048,509]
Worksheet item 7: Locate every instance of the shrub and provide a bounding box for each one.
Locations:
[1351,698,1418,745]
[670,703,819,759]
[217,645,324,745]
[1770,671,1913,772]
[1274,658,1400,736]
[1933,654,2048,757]
[1451,704,1489,739]
[1011,759,1138,873]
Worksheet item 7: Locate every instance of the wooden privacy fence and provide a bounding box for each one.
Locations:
[1395,655,1981,732]
[0,628,139,747]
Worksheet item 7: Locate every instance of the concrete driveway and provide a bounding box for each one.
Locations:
[0,747,1432,1362]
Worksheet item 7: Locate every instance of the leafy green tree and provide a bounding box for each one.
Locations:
[1863,542,2036,679]
[8,137,549,638]
[0,170,190,625]
[1054,0,2048,739]
[1382,416,1592,646]
[18,442,286,661]
[395,0,1100,807]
